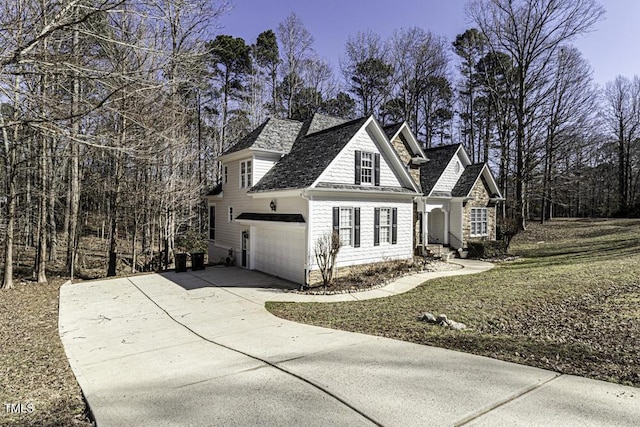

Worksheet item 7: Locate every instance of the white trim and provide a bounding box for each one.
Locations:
[234,219,306,228]
[248,189,304,199]
[388,122,427,159]
[306,187,419,199]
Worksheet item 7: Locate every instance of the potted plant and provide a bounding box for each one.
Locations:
[458,247,469,259]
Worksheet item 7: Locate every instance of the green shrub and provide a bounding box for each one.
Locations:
[467,241,507,258]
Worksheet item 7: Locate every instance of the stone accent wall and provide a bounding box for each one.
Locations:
[391,134,421,187]
[462,176,497,247]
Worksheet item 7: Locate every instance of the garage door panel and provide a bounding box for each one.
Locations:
[254,227,305,284]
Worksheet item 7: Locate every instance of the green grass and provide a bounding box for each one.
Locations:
[267,218,640,387]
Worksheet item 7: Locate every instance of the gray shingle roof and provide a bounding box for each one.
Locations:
[420,144,461,195]
[222,117,303,156]
[383,122,404,140]
[305,114,348,135]
[452,163,485,197]
[315,183,416,193]
[249,117,369,193]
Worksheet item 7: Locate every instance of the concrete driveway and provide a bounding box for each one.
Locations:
[59,263,639,426]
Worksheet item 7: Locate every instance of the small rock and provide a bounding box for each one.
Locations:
[448,321,466,330]
[436,314,448,325]
[418,312,436,323]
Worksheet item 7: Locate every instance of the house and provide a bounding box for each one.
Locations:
[416,144,503,250]
[204,113,502,285]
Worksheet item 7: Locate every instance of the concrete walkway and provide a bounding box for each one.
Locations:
[59,261,639,426]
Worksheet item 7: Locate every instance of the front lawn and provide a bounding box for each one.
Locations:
[267,218,640,387]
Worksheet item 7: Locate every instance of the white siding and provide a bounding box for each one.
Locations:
[319,127,403,187]
[308,198,413,270]
[450,202,464,249]
[210,154,307,265]
[253,153,279,185]
[433,151,465,193]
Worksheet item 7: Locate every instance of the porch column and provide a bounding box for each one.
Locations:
[443,210,449,246]
[423,211,428,247]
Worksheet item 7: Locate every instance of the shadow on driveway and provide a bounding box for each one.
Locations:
[161,265,299,291]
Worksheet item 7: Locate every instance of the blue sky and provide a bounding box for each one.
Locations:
[218,0,640,88]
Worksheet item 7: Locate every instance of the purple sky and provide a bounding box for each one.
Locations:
[218,0,640,88]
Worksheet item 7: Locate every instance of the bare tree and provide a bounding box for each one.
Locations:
[467,0,605,229]
[539,47,597,222]
[314,231,342,293]
[277,13,314,119]
[603,75,640,214]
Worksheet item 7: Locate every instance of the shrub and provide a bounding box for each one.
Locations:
[467,241,507,258]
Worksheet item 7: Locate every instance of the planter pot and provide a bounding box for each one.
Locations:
[458,250,469,259]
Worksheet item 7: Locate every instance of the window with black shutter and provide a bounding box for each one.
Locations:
[354,208,360,248]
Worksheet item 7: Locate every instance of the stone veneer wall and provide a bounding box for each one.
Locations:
[462,176,497,247]
[391,134,421,186]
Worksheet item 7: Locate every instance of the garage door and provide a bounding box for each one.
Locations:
[254,227,306,284]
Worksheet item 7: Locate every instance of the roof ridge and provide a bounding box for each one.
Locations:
[303,115,368,138]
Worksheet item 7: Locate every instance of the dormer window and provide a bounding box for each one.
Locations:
[240,160,252,188]
[355,150,380,186]
[361,152,373,184]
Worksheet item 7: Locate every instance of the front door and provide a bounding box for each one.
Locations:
[241,231,249,267]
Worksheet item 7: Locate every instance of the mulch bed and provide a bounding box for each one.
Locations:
[301,257,461,294]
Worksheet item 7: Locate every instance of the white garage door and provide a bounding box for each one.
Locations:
[254,227,306,284]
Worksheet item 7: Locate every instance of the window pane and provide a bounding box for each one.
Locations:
[339,208,352,246]
[361,152,373,183]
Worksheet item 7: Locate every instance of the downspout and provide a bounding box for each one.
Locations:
[301,189,311,287]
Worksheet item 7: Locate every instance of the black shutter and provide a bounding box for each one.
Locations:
[332,207,340,233]
[374,207,380,246]
[392,207,398,244]
[354,208,360,248]
[355,150,362,185]
[374,153,380,186]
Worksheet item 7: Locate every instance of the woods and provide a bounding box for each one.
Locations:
[2,0,640,288]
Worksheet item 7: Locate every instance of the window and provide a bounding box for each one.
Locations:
[379,208,391,244]
[339,208,353,246]
[374,207,397,246]
[355,151,380,186]
[224,166,228,184]
[333,207,360,247]
[209,205,216,240]
[470,208,488,236]
[228,206,233,222]
[240,160,252,188]
[361,152,373,184]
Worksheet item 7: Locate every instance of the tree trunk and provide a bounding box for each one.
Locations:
[67,15,81,279]
[36,135,48,284]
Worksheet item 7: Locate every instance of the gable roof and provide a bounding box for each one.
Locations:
[420,144,462,195]
[305,113,348,135]
[383,122,404,140]
[221,117,303,156]
[249,117,369,193]
[452,163,486,197]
